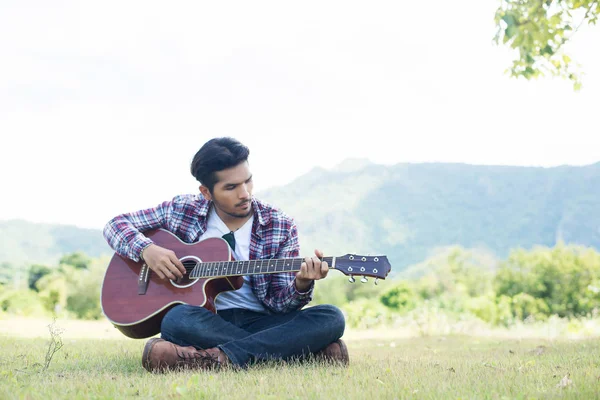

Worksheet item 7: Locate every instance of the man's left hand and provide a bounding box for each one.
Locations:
[295,249,328,292]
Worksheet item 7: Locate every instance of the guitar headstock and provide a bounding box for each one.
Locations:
[334,254,391,283]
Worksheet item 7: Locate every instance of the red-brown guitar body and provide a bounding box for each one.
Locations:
[101,229,239,339]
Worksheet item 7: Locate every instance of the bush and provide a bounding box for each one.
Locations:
[0,289,48,317]
[341,298,391,329]
[510,292,549,321]
[380,282,416,312]
[466,295,499,324]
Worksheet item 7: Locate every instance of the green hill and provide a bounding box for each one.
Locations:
[259,160,600,272]
[0,220,111,266]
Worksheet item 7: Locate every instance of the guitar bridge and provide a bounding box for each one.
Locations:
[138,263,150,295]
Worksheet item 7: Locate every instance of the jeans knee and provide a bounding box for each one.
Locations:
[161,304,211,340]
[311,304,345,339]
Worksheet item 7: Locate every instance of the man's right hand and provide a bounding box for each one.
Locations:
[141,244,186,280]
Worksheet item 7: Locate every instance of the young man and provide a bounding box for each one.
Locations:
[103,137,347,372]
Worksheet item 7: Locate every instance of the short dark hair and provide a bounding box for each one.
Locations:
[190,137,250,192]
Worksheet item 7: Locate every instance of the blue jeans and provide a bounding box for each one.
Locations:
[160,304,345,368]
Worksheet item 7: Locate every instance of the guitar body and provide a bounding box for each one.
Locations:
[101,229,242,339]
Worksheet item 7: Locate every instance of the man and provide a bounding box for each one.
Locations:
[103,137,347,372]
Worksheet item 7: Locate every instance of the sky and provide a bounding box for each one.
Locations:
[1,1,599,229]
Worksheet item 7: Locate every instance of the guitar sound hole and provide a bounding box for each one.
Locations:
[174,259,199,285]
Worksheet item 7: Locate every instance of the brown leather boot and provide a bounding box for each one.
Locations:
[314,339,349,366]
[142,338,229,373]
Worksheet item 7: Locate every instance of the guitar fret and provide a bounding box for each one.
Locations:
[192,256,337,279]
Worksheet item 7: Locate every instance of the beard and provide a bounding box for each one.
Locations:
[223,209,253,219]
[216,200,253,219]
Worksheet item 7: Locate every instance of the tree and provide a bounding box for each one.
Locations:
[494,0,599,90]
[28,264,53,291]
[0,262,12,286]
[494,245,600,318]
[59,252,92,270]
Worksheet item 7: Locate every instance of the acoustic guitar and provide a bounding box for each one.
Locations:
[101,228,392,338]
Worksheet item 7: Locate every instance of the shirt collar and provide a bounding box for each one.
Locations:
[251,197,270,226]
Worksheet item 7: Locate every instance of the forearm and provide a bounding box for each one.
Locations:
[259,221,313,312]
[294,277,313,293]
[103,215,155,261]
[103,200,172,261]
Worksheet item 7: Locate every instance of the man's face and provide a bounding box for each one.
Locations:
[203,161,253,219]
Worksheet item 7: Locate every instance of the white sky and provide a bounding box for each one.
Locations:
[1,1,599,229]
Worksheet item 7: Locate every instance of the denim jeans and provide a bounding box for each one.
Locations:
[160,304,346,368]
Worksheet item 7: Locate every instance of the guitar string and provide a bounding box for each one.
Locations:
[179,257,337,277]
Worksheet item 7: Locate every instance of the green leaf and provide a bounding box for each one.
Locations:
[506,24,519,39]
[524,67,535,77]
[541,45,554,56]
[526,54,535,64]
[513,34,526,47]
[502,14,517,27]
[563,55,571,64]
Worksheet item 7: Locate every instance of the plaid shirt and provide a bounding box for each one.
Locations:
[103,194,313,313]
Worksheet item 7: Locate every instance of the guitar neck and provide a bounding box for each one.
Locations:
[189,256,336,279]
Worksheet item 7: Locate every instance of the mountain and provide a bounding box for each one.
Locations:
[1,161,599,274]
[0,220,112,266]
[258,161,600,272]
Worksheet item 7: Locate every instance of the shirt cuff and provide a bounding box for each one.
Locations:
[292,279,314,296]
[130,235,154,262]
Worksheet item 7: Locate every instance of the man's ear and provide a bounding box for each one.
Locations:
[199,185,212,201]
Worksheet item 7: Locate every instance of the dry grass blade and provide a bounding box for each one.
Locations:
[557,373,573,389]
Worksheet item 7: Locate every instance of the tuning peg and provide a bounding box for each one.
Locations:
[374,278,379,285]
[348,276,355,283]
[361,276,368,283]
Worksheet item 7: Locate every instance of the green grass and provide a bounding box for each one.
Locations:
[2,333,600,399]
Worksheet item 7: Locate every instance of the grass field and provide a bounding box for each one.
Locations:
[1,318,600,399]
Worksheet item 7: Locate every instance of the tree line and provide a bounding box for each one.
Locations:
[1,244,600,329]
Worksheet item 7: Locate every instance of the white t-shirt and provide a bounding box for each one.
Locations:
[199,207,266,313]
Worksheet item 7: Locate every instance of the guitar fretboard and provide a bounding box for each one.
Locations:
[188,256,335,278]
